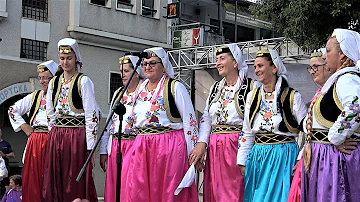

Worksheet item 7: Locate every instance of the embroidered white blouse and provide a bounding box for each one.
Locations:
[46,75,99,150]
[236,88,307,166]
[198,84,244,143]
[303,73,360,146]
[99,86,138,155]
[8,90,48,132]
[125,77,199,156]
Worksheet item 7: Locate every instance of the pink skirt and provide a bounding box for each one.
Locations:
[122,129,198,202]
[104,138,134,202]
[41,127,97,202]
[22,132,49,202]
[287,158,302,202]
[203,133,244,202]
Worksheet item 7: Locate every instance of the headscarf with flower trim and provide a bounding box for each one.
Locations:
[210,44,250,105]
[119,55,145,79]
[37,60,58,76]
[144,47,174,78]
[321,29,360,94]
[57,38,82,71]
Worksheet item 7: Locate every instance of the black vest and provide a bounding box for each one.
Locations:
[164,78,182,123]
[52,73,84,113]
[208,78,255,119]
[28,90,42,125]
[249,81,300,133]
[314,72,360,133]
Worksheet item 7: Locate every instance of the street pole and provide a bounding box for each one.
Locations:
[219,0,223,37]
[235,0,238,42]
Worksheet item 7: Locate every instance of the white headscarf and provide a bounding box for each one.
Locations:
[209,44,249,106]
[120,55,145,79]
[144,47,174,78]
[227,43,248,81]
[333,28,360,68]
[57,38,82,71]
[256,50,288,113]
[321,29,360,93]
[37,60,58,76]
[269,50,288,82]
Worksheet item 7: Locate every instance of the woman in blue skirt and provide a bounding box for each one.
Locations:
[237,49,307,202]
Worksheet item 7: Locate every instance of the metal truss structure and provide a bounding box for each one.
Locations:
[168,37,309,91]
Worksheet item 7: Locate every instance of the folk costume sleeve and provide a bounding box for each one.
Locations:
[236,90,255,166]
[198,84,215,144]
[81,76,100,150]
[328,74,360,145]
[46,80,56,130]
[173,81,199,156]
[8,93,34,132]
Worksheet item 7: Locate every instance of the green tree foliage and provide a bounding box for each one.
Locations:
[250,0,360,50]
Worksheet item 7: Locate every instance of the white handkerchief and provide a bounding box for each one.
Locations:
[174,163,195,195]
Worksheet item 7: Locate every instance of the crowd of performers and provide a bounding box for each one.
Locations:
[7,28,360,202]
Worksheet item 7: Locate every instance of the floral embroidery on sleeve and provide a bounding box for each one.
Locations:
[8,106,16,122]
[188,113,198,145]
[338,96,360,134]
[238,131,245,149]
[88,110,98,136]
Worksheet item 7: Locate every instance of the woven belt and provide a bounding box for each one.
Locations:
[211,125,243,134]
[112,133,136,140]
[33,126,48,133]
[255,133,295,145]
[55,116,85,128]
[311,129,360,144]
[137,127,174,135]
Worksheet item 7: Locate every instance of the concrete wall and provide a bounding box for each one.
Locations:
[79,0,168,43]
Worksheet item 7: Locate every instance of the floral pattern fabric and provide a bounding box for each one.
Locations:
[326,73,360,146]
[125,78,198,156]
[46,76,99,150]
[236,89,307,166]
[198,84,245,143]
[8,91,48,132]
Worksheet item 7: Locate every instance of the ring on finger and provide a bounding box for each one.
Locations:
[344,145,346,150]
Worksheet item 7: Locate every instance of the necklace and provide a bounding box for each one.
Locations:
[61,74,76,85]
[265,91,274,96]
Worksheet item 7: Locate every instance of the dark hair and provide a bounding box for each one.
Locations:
[256,53,274,66]
[55,65,64,77]
[10,175,22,186]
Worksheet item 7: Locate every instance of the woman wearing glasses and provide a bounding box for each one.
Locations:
[8,61,57,202]
[99,55,144,202]
[122,47,199,201]
[237,50,307,202]
[43,38,99,202]
[302,29,360,202]
[287,49,331,202]
[189,44,258,202]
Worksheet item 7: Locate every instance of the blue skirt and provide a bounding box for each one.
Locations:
[244,142,299,202]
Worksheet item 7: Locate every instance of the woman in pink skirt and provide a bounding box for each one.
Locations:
[122,47,199,202]
[190,44,259,202]
[99,55,144,202]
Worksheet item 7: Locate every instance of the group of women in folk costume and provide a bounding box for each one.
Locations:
[7,28,360,202]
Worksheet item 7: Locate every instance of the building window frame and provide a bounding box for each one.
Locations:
[20,38,48,61]
[22,0,49,22]
[116,0,136,13]
[89,0,111,8]
[141,0,160,18]
[108,71,123,104]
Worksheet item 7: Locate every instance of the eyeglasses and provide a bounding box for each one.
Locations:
[38,76,53,81]
[307,64,326,73]
[142,60,162,68]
